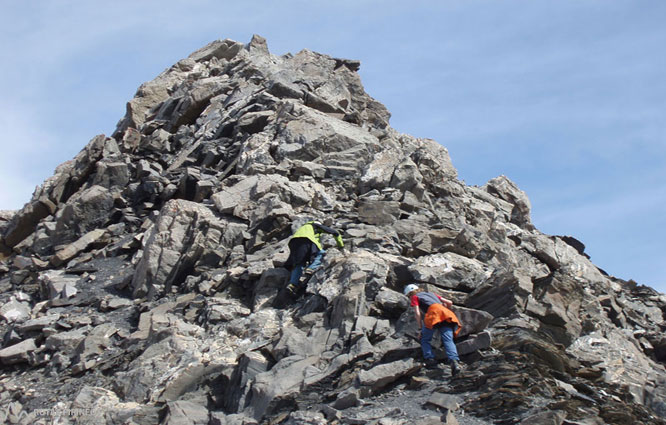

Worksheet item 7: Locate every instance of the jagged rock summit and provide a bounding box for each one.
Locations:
[0,35,665,424]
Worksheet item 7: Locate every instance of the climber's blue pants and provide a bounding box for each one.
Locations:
[421,323,459,362]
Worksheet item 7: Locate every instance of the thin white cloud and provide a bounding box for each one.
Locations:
[536,185,666,230]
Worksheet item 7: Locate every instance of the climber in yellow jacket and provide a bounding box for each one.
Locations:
[284,219,344,293]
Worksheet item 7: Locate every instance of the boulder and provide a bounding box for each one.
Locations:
[373,287,409,318]
[252,267,290,311]
[358,199,400,226]
[72,323,119,371]
[284,411,328,425]
[93,160,131,189]
[425,392,460,412]
[212,174,315,220]
[456,331,492,356]
[105,297,133,310]
[50,228,106,267]
[114,335,208,403]
[70,386,146,424]
[45,327,90,353]
[222,351,270,413]
[360,148,404,192]
[0,339,37,365]
[518,410,566,425]
[2,197,56,249]
[275,102,380,164]
[390,157,424,193]
[411,139,457,191]
[245,356,320,420]
[54,185,114,244]
[271,327,319,361]
[484,175,533,229]
[357,358,419,394]
[163,400,210,425]
[189,38,244,62]
[466,270,534,319]
[408,252,490,291]
[0,299,31,323]
[38,270,80,300]
[333,387,361,410]
[203,297,252,324]
[17,314,60,333]
[330,283,368,329]
[452,306,494,338]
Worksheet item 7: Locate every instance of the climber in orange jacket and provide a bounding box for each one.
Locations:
[404,284,463,375]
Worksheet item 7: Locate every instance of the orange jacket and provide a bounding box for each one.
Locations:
[424,303,462,336]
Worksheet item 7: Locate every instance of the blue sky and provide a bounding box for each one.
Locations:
[1,1,664,293]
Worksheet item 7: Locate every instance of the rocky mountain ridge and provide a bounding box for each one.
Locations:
[0,35,665,424]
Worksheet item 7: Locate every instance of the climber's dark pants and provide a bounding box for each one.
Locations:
[284,238,321,285]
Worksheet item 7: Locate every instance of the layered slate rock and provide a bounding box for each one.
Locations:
[0,35,665,425]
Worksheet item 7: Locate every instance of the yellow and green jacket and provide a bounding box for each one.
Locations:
[292,221,344,250]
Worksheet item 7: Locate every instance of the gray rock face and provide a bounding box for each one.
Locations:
[0,35,664,425]
[131,199,244,299]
